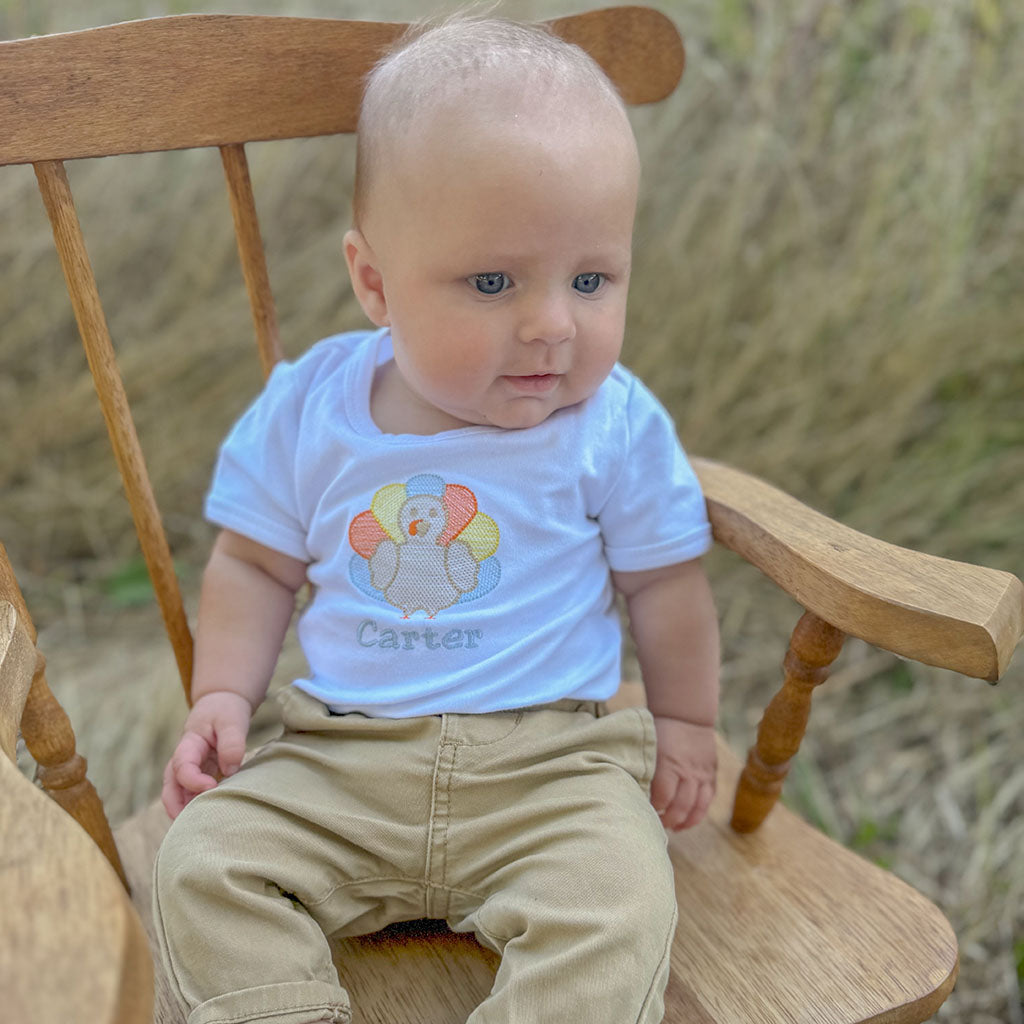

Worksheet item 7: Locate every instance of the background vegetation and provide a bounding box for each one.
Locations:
[1,0,1021,1020]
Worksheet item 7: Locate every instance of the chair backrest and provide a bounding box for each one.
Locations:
[0,7,685,704]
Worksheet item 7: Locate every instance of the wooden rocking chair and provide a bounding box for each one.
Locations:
[1,8,1022,1023]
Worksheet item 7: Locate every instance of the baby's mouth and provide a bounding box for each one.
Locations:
[502,373,561,394]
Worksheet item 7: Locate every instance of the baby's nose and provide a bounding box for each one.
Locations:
[517,292,576,346]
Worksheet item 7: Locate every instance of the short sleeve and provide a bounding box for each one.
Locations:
[204,359,310,561]
[598,377,712,572]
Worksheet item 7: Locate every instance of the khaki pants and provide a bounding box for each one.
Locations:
[153,687,676,1024]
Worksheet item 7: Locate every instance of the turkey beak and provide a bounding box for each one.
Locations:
[409,519,424,536]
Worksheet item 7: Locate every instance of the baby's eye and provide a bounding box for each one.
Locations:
[471,272,511,295]
[572,273,604,294]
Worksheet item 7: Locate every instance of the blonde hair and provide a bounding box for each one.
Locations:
[352,14,629,225]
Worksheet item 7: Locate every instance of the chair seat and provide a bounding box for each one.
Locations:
[662,737,957,1023]
[116,714,957,1024]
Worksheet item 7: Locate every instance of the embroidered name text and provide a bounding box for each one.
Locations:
[356,619,483,651]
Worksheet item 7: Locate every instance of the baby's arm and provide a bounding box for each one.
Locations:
[613,559,720,830]
[161,529,308,818]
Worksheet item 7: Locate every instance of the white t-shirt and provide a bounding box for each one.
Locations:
[206,329,711,717]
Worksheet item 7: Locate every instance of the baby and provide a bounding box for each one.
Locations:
[155,15,720,1024]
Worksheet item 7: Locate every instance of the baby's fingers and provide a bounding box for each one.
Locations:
[171,731,219,791]
[215,721,247,779]
[651,764,694,831]
[661,776,698,832]
[161,752,214,819]
[677,779,715,831]
[650,763,679,819]
[161,758,186,819]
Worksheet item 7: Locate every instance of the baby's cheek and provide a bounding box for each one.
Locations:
[413,345,481,394]
[574,354,619,402]
[448,351,500,391]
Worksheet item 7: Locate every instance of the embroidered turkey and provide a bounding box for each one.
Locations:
[348,474,501,618]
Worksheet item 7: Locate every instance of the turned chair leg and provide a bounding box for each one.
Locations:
[19,653,129,890]
[731,611,845,833]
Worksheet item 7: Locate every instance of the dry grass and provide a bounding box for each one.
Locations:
[2,0,1022,1020]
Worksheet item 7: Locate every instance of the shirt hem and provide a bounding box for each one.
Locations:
[604,526,713,573]
[293,678,621,719]
[205,500,309,562]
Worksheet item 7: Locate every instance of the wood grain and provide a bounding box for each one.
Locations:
[21,661,130,888]
[0,7,684,166]
[731,611,845,832]
[0,541,36,761]
[2,570,150,1021]
[666,732,958,1024]
[32,160,194,700]
[219,143,283,377]
[694,457,1024,681]
[617,681,958,1024]
[1,746,152,1023]
[2,544,129,884]
[549,6,684,104]
[0,599,34,763]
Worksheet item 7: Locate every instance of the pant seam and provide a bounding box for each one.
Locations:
[467,918,510,952]
[423,722,445,911]
[196,998,351,1024]
[304,873,490,910]
[442,734,456,896]
[634,706,653,787]
[425,716,457,917]
[152,841,195,1013]
[636,900,678,1023]
[303,873,423,909]
[448,710,523,746]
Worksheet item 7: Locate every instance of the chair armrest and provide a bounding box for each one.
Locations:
[692,457,1024,681]
[0,752,153,1022]
[0,600,36,762]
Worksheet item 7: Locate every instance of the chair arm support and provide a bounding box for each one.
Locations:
[0,601,36,763]
[692,457,1024,682]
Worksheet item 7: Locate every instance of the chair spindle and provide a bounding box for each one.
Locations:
[731,610,846,832]
[220,143,283,377]
[32,159,194,700]
[3,540,128,886]
[20,654,130,890]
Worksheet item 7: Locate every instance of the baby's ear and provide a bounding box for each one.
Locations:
[343,228,390,326]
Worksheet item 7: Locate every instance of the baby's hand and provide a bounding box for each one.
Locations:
[650,716,717,831]
[161,691,253,819]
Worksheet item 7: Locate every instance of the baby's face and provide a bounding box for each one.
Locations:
[350,94,639,432]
